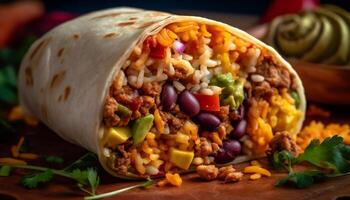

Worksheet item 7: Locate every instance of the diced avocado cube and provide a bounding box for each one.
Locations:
[132,114,154,145]
[104,127,131,148]
[169,148,194,170]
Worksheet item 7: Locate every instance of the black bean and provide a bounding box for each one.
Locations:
[196,112,221,130]
[178,90,200,117]
[214,149,235,164]
[161,83,177,111]
[223,140,241,156]
[231,119,247,139]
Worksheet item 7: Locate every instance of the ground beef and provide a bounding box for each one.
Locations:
[252,81,274,99]
[139,96,155,115]
[111,85,138,105]
[198,137,213,157]
[103,97,120,127]
[114,145,131,175]
[141,82,162,97]
[164,67,188,80]
[256,60,291,89]
[218,166,243,183]
[196,165,219,181]
[266,131,301,158]
[217,106,230,122]
[158,105,189,133]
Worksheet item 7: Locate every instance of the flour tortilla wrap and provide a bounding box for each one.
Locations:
[18,7,306,178]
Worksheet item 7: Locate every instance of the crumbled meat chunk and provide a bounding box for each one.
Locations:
[218,165,236,180]
[139,96,155,115]
[161,105,189,133]
[198,137,213,157]
[113,145,131,175]
[224,172,243,183]
[256,60,291,89]
[217,106,230,121]
[164,67,188,80]
[196,165,219,181]
[103,97,120,127]
[218,166,242,183]
[111,85,137,105]
[252,81,274,99]
[141,82,162,97]
[266,131,301,158]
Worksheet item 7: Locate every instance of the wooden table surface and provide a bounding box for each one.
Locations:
[1,104,350,200]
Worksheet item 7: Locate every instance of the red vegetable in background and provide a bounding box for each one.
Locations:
[35,11,77,35]
[0,1,44,47]
[193,94,220,112]
[260,0,319,23]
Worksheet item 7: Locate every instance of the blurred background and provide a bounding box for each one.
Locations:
[0,0,350,107]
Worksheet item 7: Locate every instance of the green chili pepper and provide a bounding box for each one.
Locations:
[131,114,154,145]
[117,104,131,118]
[290,91,301,108]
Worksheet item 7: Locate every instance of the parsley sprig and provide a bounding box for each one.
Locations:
[272,135,350,188]
[0,152,154,199]
[0,163,99,194]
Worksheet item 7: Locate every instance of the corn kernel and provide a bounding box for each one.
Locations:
[244,166,271,177]
[150,154,159,161]
[250,173,262,180]
[165,173,182,187]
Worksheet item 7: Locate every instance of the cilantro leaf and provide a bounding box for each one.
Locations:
[70,168,99,195]
[275,171,326,188]
[44,156,64,164]
[70,169,89,185]
[296,136,350,173]
[0,165,11,177]
[21,169,54,188]
[271,150,294,171]
[87,168,100,195]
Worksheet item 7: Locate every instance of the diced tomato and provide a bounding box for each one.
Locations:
[144,36,166,59]
[149,44,166,59]
[193,94,220,112]
[126,97,142,111]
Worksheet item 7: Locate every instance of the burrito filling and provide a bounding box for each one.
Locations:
[102,22,302,177]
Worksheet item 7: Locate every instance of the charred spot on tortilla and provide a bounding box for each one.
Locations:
[129,17,138,20]
[24,66,34,86]
[57,48,65,58]
[137,21,158,29]
[58,94,62,102]
[50,71,66,89]
[41,104,48,119]
[72,34,80,40]
[116,21,136,27]
[104,33,119,39]
[63,86,71,101]
[29,39,47,60]
[91,11,138,20]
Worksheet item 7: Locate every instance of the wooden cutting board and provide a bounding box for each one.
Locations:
[1,105,350,200]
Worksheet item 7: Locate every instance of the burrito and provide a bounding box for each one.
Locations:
[18,7,306,179]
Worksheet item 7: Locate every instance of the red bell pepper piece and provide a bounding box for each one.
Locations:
[144,36,166,59]
[193,94,220,112]
[149,44,166,59]
[260,0,319,23]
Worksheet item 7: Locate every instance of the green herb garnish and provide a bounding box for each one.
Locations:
[84,180,154,200]
[44,155,64,164]
[272,135,350,188]
[0,165,11,177]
